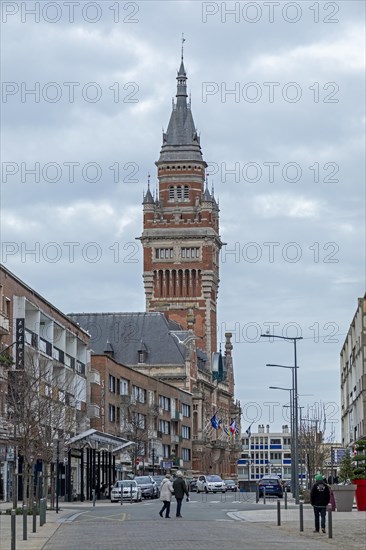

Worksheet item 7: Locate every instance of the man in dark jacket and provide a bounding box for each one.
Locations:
[310,474,331,533]
[172,471,189,518]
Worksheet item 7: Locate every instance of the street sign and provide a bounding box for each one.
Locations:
[63,457,68,464]
[332,448,346,464]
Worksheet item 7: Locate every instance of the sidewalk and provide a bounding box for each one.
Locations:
[234,503,366,550]
[1,500,365,550]
[0,500,104,550]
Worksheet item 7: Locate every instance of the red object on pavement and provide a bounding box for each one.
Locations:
[330,489,336,511]
[354,479,366,511]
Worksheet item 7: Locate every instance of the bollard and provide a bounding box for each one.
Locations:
[33,501,37,533]
[284,486,288,509]
[92,489,96,507]
[120,487,123,506]
[11,509,16,550]
[299,501,304,532]
[23,504,27,540]
[39,499,43,527]
[256,484,259,503]
[40,498,45,527]
[277,499,281,526]
[327,504,333,539]
[130,484,133,504]
[263,488,266,505]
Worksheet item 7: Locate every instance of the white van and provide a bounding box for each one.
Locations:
[196,474,226,493]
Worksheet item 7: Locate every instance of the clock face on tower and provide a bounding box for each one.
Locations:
[139,55,222,360]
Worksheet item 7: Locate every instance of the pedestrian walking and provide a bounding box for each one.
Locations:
[172,470,189,518]
[310,474,331,534]
[159,474,174,518]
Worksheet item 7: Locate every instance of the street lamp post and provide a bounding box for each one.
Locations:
[262,333,302,504]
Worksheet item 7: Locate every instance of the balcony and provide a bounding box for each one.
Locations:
[89,370,100,385]
[171,411,183,421]
[88,404,100,419]
[171,435,179,444]
[0,313,9,335]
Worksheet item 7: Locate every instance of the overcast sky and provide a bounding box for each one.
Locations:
[1,1,365,442]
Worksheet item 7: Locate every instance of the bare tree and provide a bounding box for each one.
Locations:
[7,349,83,508]
[119,397,155,474]
[299,401,335,489]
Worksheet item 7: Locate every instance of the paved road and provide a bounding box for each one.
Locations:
[42,495,339,550]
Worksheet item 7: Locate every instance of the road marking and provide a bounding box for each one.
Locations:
[227,512,245,521]
[69,512,126,523]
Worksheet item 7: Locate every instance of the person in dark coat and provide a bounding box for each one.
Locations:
[310,474,331,533]
[172,471,189,518]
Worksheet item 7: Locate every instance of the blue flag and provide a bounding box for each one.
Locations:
[245,424,252,438]
[210,414,219,429]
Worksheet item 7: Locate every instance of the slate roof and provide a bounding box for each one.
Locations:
[68,311,206,367]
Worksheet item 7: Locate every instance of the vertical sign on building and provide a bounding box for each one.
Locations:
[15,318,25,369]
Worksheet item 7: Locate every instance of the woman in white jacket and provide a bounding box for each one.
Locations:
[159,474,174,518]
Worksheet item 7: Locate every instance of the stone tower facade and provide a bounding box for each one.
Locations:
[140,56,222,362]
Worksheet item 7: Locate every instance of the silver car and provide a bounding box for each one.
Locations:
[196,474,226,493]
[110,480,142,503]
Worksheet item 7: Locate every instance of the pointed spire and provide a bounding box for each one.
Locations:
[158,39,206,164]
[143,173,154,204]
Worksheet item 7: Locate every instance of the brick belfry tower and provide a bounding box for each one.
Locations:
[140,51,222,362]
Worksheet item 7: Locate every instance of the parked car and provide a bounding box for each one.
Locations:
[110,480,142,503]
[189,479,198,492]
[152,475,165,497]
[134,475,158,499]
[196,475,226,493]
[224,479,238,492]
[258,477,283,498]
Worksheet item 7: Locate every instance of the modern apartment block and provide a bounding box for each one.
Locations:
[0,264,90,502]
[341,294,366,447]
[237,425,292,490]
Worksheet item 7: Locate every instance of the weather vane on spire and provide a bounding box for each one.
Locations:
[181,32,186,60]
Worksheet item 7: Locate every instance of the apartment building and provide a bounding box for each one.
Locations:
[238,424,292,490]
[0,264,90,502]
[341,294,366,447]
[89,354,193,475]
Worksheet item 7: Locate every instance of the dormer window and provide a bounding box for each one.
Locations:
[138,341,148,364]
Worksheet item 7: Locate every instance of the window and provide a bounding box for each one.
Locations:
[162,445,171,458]
[132,412,146,429]
[168,185,190,201]
[138,351,146,363]
[159,420,170,435]
[182,448,191,461]
[159,395,171,411]
[182,426,191,439]
[132,385,146,403]
[155,248,173,260]
[138,388,146,403]
[182,403,190,417]
[109,374,116,393]
[120,379,129,395]
[109,404,116,422]
[270,439,281,445]
[181,247,199,259]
